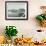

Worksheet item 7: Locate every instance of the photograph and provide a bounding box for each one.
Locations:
[5,1,28,20]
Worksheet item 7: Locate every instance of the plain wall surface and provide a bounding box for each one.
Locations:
[0,0,46,41]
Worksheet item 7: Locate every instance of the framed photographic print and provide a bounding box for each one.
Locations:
[5,1,28,20]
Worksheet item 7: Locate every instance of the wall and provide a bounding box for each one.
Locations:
[0,0,46,39]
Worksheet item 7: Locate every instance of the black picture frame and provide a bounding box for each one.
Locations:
[5,1,28,20]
